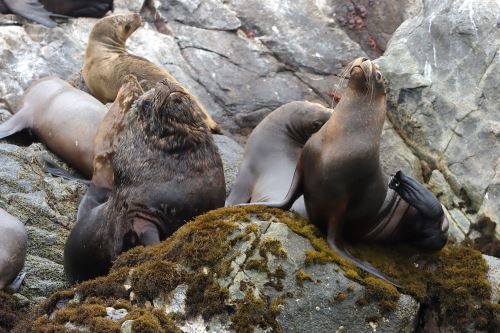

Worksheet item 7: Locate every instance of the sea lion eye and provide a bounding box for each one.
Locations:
[376,72,382,81]
[124,24,131,33]
[142,100,151,110]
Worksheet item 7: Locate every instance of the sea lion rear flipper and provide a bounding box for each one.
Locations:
[389,171,443,220]
[327,215,401,289]
[41,154,90,184]
[4,0,57,28]
[0,113,27,139]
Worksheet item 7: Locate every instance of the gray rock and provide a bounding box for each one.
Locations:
[0,142,85,300]
[376,0,500,225]
[380,121,423,181]
[158,0,241,30]
[213,135,244,196]
[227,0,366,74]
[171,23,319,125]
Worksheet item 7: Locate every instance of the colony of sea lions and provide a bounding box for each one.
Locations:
[0,8,449,292]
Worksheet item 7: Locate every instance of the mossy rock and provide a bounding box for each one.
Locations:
[27,206,424,333]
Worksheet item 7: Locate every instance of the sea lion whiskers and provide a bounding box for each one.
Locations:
[331,59,357,107]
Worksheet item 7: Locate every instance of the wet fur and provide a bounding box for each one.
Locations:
[64,81,225,283]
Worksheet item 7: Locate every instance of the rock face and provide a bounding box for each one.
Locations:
[376,0,500,234]
[31,208,420,333]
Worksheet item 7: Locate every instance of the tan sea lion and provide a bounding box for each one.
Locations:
[247,58,448,287]
[0,208,27,291]
[0,77,107,178]
[64,79,226,283]
[92,74,144,189]
[226,101,332,218]
[82,13,222,134]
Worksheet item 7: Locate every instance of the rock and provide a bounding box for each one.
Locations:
[376,0,500,225]
[213,135,244,196]
[227,0,366,74]
[0,141,85,301]
[331,0,424,58]
[31,207,420,333]
[171,23,320,130]
[158,0,241,30]
[380,121,423,181]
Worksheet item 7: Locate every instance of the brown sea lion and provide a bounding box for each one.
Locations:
[0,208,27,291]
[0,0,113,28]
[0,77,107,178]
[247,58,448,286]
[64,79,226,283]
[82,13,222,134]
[92,74,144,189]
[226,101,332,218]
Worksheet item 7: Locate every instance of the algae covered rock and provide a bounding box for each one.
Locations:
[31,207,420,333]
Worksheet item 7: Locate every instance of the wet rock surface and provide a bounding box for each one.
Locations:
[377,0,500,236]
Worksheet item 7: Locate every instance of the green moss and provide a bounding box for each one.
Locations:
[75,267,129,300]
[245,259,268,272]
[131,260,185,301]
[335,292,347,302]
[231,289,282,333]
[0,291,30,333]
[186,272,229,320]
[349,242,494,327]
[259,239,287,259]
[295,270,314,287]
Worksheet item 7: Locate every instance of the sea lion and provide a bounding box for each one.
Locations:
[0,0,113,28]
[82,13,222,134]
[0,77,107,178]
[92,74,144,189]
[64,79,226,283]
[0,208,27,291]
[247,58,448,286]
[226,101,332,218]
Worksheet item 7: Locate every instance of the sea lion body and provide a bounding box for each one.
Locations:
[226,101,332,218]
[251,58,448,286]
[0,77,107,177]
[83,14,221,133]
[64,79,226,283]
[0,208,27,290]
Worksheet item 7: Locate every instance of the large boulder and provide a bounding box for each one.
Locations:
[30,207,420,333]
[376,0,500,233]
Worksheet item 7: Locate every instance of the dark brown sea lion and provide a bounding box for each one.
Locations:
[0,77,107,178]
[82,13,222,134]
[226,101,332,218]
[0,208,27,291]
[0,0,112,28]
[92,74,144,189]
[64,79,226,283]
[247,58,448,286]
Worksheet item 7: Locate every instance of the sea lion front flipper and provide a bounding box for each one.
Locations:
[327,211,401,288]
[389,171,443,220]
[238,162,304,210]
[4,0,57,28]
[132,218,161,246]
[6,272,26,293]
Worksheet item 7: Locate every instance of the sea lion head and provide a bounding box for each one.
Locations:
[347,57,386,97]
[283,102,332,143]
[136,80,208,144]
[89,13,142,46]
